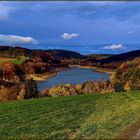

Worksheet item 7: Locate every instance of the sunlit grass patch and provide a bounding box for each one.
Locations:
[0,91,140,139]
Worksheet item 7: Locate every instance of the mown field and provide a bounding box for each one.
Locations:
[0,57,22,65]
[0,91,140,139]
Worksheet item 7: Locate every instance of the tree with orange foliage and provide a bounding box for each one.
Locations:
[2,62,15,82]
[26,62,35,74]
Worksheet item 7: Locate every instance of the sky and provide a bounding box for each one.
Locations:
[0,1,140,54]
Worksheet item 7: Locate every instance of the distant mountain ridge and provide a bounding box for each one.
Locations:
[0,45,140,62]
[88,50,140,63]
[45,49,84,59]
[0,46,84,59]
[100,50,140,63]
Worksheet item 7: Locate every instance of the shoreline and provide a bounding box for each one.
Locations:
[26,67,71,82]
[69,65,115,75]
[27,65,115,82]
[27,72,57,81]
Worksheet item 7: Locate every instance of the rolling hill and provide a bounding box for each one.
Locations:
[45,49,84,59]
[88,50,140,64]
[1,45,140,62]
[1,91,140,139]
[0,46,84,59]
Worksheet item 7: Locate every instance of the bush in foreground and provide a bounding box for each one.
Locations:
[41,80,115,97]
[111,58,140,91]
[0,87,17,102]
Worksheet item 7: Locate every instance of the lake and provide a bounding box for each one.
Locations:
[38,68,110,91]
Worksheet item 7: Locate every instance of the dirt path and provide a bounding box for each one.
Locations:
[117,118,140,139]
[132,128,140,139]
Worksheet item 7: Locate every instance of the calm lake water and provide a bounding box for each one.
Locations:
[38,68,110,91]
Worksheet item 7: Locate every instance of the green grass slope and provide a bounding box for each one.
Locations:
[10,59,23,65]
[0,59,22,65]
[0,91,140,139]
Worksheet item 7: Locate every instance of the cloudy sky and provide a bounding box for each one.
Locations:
[0,1,140,54]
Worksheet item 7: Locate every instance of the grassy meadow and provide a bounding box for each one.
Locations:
[0,57,22,65]
[0,91,140,139]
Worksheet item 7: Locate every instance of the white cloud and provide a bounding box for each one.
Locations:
[103,44,123,50]
[61,33,79,40]
[0,34,38,45]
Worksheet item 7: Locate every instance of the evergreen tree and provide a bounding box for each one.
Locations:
[15,82,20,96]
[24,78,39,99]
